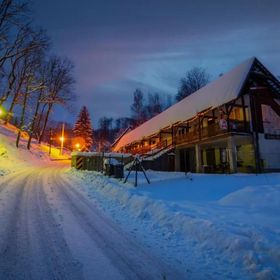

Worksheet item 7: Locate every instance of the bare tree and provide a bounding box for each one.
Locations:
[15,50,46,148]
[96,117,113,151]
[38,55,75,143]
[0,0,29,70]
[130,88,146,127]
[0,26,49,107]
[0,0,28,30]
[114,117,134,131]
[0,1,76,151]
[145,92,163,119]
[165,94,173,109]
[176,67,210,102]
[26,56,49,150]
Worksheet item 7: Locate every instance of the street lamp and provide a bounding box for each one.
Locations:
[75,143,81,151]
[60,123,65,155]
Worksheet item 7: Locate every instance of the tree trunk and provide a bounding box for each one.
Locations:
[16,86,29,148]
[33,102,47,139]
[38,103,52,144]
[4,87,21,124]
[27,90,43,150]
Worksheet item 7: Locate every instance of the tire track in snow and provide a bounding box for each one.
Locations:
[26,168,83,280]
[49,169,181,280]
[0,165,183,280]
[0,171,35,279]
[0,168,84,280]
[0,168,30,194]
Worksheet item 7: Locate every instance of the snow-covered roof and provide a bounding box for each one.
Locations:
[111,127,131,148]
[113,57,256,151]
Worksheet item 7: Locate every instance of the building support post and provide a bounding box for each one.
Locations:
[249,91,262,173]
[195,144,201,173]
[175,149,180,171]
[227,136,237,173]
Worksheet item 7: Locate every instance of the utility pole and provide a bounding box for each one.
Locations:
[60,123,65,155]
[49,128,52,155]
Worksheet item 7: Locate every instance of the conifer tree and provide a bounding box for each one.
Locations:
[73,106,93,151]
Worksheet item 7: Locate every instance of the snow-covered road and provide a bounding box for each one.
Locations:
[0,164,180,280]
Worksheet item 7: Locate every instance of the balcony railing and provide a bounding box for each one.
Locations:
[175,121,250,145]
[126,120,250,155]
[128,138,171,156]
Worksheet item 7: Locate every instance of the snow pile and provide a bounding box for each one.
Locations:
[219,184,280,211]
[68,170,280,279]
[103,157,122,166]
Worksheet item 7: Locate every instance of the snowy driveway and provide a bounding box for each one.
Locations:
[0,164,180,280]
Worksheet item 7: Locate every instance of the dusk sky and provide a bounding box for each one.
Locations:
[33,0,280,126]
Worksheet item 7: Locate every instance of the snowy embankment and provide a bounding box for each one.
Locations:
[0,122,69,176]
[68,169,280,280]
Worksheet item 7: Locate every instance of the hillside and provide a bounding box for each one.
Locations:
[0,121,69,176]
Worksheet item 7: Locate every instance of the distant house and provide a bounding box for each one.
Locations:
[112,57,280,173]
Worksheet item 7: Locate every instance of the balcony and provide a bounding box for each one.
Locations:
[125,120,250,155]
[127,139,171,156]
[175,120,250,145]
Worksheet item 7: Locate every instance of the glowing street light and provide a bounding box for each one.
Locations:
[72,137,85,152]
[75,143,81,151]
[0,107,5,118]
[60,123,65,155]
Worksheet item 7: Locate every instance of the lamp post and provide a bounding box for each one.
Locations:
[60,123,65,155]
[49,129,52,155]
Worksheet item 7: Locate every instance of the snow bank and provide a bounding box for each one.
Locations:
[68,170,280,279]
[0,122,69,175]
[219,185,280,211]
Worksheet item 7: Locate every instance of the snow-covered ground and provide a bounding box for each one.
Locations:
[1,122,280,279]
[68,168,280,279]
[0,123,181,279]
[0,121,70,175]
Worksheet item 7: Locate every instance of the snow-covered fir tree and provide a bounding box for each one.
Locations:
[73,106,94,151]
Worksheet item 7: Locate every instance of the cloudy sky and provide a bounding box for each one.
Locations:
[33,0,280,125]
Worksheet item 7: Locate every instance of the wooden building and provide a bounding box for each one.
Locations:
[112,57,280,173]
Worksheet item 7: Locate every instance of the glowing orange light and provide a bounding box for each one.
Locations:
[72,137,85,152]
[0,107,5,116]
[59,136,64,142]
